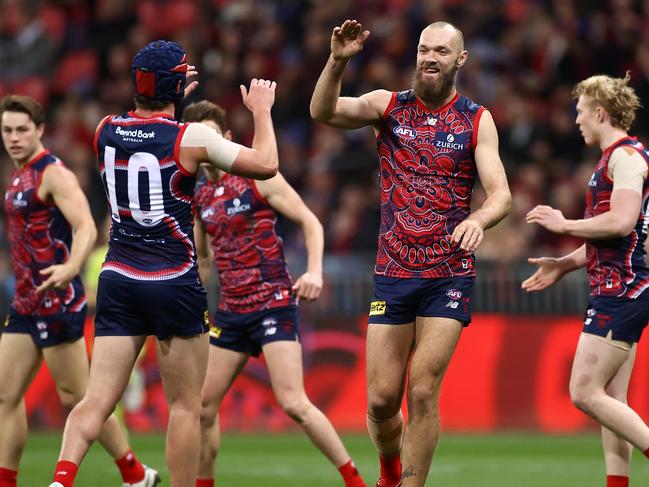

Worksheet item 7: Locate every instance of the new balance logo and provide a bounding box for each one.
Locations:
[445,301,459,309]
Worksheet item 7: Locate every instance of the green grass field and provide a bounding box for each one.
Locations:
[19,432,649,486]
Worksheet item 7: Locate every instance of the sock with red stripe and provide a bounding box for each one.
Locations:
[607,475,629,487]
[379,453,401,483]
[53,460,78,487]
[115,450,145,484]
[196,479,215,487]
[338,459,366,487]
[0,467,17,487]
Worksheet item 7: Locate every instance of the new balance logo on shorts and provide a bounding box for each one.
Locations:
[369,301,386,316]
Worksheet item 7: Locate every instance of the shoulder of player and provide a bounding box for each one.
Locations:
[609,144,648,173]
[360,89,393,114]
[40,161,78,193]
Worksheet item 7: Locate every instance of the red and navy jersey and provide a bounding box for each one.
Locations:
[4,151,86,315]
[585,136,649,298]
[375,90,484,278]
[95,112,198,283]
[194,175,295,313]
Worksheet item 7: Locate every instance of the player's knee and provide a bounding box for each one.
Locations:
[604,384,628,403]
[57,388,85,409]
[569,382,597,413]
[407,384,438,412]
[200,404,219,428]
[0,385,23,409]
[278,397,311,423]
[367,392,401,419]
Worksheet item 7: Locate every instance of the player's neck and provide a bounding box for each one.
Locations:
[133,105,175,119]
[418,88,457,112]
[14,143,45,169]
[598,127,629,152]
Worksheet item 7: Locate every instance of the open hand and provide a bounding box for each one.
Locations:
[521,257,566,292]
[240,78,277,113]
[331,19,370,61]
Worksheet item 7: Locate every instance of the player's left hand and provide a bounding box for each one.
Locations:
[292,272,323,301]
[36,263,77,293]
[452,218,484,252]
[184,65,199,99]
[526,205,567,234]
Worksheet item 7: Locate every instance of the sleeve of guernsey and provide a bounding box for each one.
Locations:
[610,148,649,193]
[180,122,243,171]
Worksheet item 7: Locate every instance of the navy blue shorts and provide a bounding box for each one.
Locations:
[582,293,649,343]
[368,275,474,325]
[209,305,300,357]
[95,276,209,340]
[3,306,87,348]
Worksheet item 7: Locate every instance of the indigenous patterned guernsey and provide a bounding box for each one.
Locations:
[4,150,86,315]
[376,90,484,278]
[585,136,649,298]
[194,174,295,313]
[95,111,198,283]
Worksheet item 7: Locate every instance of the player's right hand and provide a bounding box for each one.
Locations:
[240,79,276,113]
[331,19,370,60]
[521,257,566,292]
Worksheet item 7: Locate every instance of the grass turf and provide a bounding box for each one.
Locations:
[19,431,649,486]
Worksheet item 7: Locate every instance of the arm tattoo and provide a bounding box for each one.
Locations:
[401,465,416,479]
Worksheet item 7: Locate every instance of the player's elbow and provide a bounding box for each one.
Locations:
[255,162,278,180]
[309,102,332,123]
[610,216,636,237]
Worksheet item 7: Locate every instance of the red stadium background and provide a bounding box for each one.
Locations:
[24,313,648,433]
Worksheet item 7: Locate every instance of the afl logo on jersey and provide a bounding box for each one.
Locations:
[393,125,416,139]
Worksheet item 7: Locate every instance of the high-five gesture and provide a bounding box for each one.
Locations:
[240,78,277,113]
[331,19,370,60]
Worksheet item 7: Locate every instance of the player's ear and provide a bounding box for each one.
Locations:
[224,129,233,141]
[456,50,468,68]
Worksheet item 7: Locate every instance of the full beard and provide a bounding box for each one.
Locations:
[412,63,459,108]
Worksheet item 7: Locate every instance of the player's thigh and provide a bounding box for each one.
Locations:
[42,338,90,402]
[263,341,307,403]
[202,344,248,408]
[366,323,415,403]
[605,343,636,399]
[408,316,462,391]
[157,333,209,409]
[571,333,630,391]
[84,335,146,411]
[0,333,42,403]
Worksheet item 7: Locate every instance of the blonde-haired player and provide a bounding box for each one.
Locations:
[524,73,649,487]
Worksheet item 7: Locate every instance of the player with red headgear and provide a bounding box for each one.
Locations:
[49,40,279,487]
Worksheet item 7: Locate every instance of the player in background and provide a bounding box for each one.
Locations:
[310,20,511,487]
[184,100,367,487]
[523,74,649,487]
[49,40,278,487]
[0,95,157,487]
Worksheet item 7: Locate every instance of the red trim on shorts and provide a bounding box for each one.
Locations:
[471,106,486,151]
[174,123,193,175]
[93,115,112,155]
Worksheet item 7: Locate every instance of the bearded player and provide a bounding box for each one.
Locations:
[311,20,511,487]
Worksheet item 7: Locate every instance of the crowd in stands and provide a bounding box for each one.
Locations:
[1,0,648,294]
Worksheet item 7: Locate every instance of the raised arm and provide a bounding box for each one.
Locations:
[310,19,389,129]
[256,173,324,301]
[36,164,98,292]
[452,110,512,252]
[180,79,279,179]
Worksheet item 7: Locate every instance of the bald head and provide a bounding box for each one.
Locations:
[421,22,465,54]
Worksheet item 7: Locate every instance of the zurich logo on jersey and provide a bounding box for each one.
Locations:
[12,191,27,208]
[226,196,252,216]
[393,125,416,139]
[434,132,466,150]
